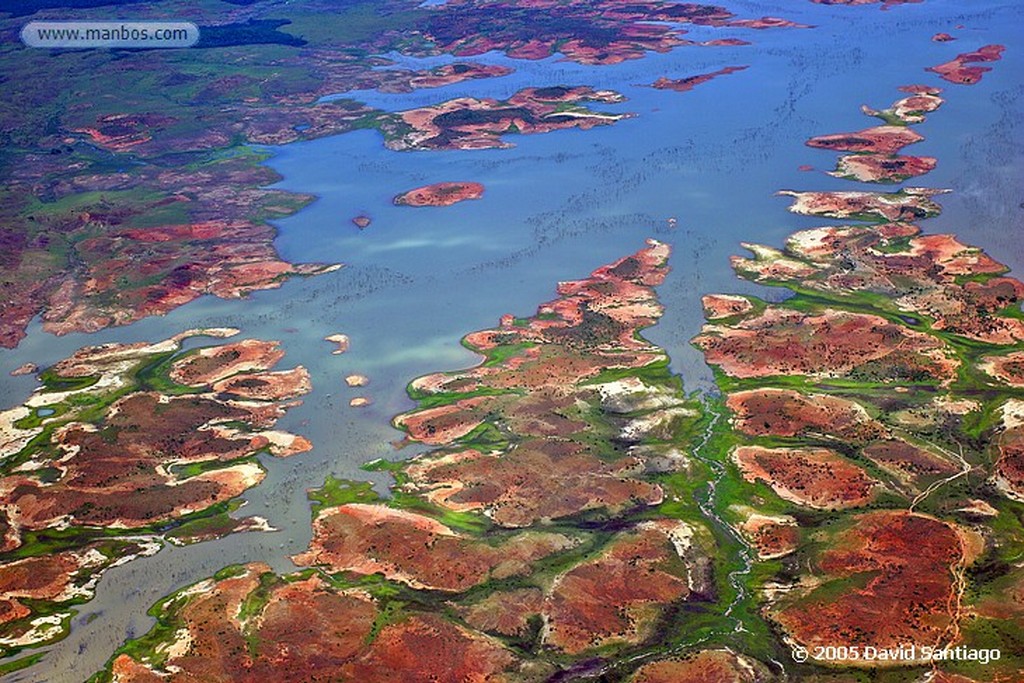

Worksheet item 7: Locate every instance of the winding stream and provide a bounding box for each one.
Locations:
[687,401,755,633]
[557,398,765,682]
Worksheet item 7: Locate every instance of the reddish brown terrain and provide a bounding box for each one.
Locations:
[650,66,748,92]
[103,243,722,679]
[697,212,1022,673]
[773,511,979,659]
[695,305,958,382]
[862,438,958,486]
[401,441,665,527]
[737,513,800,560]
[981,351,1024,386]
[376,86,631,150]
[543,521,704,653]
[0,156,340,348]
[733,223,1024,345]
[927,44,1006,85]
[417,0,804,65]
[807,125,923,154]
[396,62,514,90]
[460,587,547,638]
[107,564,531,683]
[0,330,311,654]
[689,66,1024,678]
[733,446,877,509]
[994,401,1024,501]
[802,86,948,183]
[726,388,886,441]
[832,153,937,182]
[293,503,574,591]
[779,187,946,220]
[391,241,689,527]
[0,0,808,351]
[866,84,945,123]
[702,294,754,319]
[393,181,485,207]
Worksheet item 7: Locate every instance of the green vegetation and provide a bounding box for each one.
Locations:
[307,476,381,516]
[0,652,45,676]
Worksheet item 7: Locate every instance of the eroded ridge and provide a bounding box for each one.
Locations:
[94,242,744,682]
[0,330,311,657]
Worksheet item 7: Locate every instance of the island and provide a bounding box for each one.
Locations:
[0,330,311,658]
[806,87,944,182]
[393,182,485,207]
[927,44,1006,85]
[649,66,749,93]
[371,86,632,151]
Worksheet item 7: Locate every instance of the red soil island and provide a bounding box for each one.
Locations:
[733,223,1024,345]
[871,84,945,123]
[650,65,748,93]
[694,305,958,382]
[702,293,754,319]
[933,32,956,42]
[927,44,1005,84]
[376,86,631,150]
[726,388,886,441]
[293,503,574,591]
[807,125,923,154]
[393,181,485,207]
[351,214,371,229]
[399,62,513,90]
[0,330,311,654]
[108,564,526,683]
[805,87,945,182]
[772,511,981,660]
[832,153,936,183]
[780,187,946,221]
[733,445,877,509]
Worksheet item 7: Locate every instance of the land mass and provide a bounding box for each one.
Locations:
[0,330,311,658]
[393,182,485,207]
[649,66,749,93]
[0,0,805,348]
[927,44,1005,85]
[92,242,754,682]
[693,77,1022,683]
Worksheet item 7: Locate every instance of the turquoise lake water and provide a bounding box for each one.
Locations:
[1,1,1021,679]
